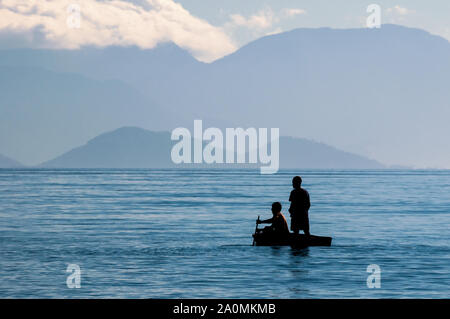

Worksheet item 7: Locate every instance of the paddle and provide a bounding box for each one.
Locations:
[252,215,260,246]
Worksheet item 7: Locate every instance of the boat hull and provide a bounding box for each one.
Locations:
[252,232,332,248]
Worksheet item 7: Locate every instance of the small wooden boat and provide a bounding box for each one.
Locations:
[252,231,332,248]
[252,216,332,248]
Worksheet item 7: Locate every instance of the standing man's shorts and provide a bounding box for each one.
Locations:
[291,211,309,232]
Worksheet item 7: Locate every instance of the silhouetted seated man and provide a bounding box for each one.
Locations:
[289,176,311,236]
[257,202,290,239]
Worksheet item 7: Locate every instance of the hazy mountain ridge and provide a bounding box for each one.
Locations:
[196,25,450,168]
[279,136,383,169]
[0,153,23,168]
[0,65,178,165]
[41,127,384,169]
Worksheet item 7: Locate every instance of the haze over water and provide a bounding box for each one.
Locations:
[0,169,449,298]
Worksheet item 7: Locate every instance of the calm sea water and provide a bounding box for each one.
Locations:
[0,169,449,298]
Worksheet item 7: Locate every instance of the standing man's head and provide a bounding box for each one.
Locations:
[292,176,302,189]
[271,202,282,215]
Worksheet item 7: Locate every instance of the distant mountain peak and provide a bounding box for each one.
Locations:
[0,153,23,168]
[41,126,384,169]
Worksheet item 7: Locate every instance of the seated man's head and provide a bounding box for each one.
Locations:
[292,176,302,189]
[271,202,282,215]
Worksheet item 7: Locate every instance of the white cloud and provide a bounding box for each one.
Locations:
[0,0,236,62]
[265,27,283,36]
[228,8,276,30]
[386,5,414,16]
[282,8,306,18]
[385,5,415,24]
[225,7,306,33]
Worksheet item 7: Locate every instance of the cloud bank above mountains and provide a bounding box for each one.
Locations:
[0,0,236,62]
[0,0,310,62]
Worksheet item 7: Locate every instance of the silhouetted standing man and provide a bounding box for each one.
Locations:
[289,176,311,236]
